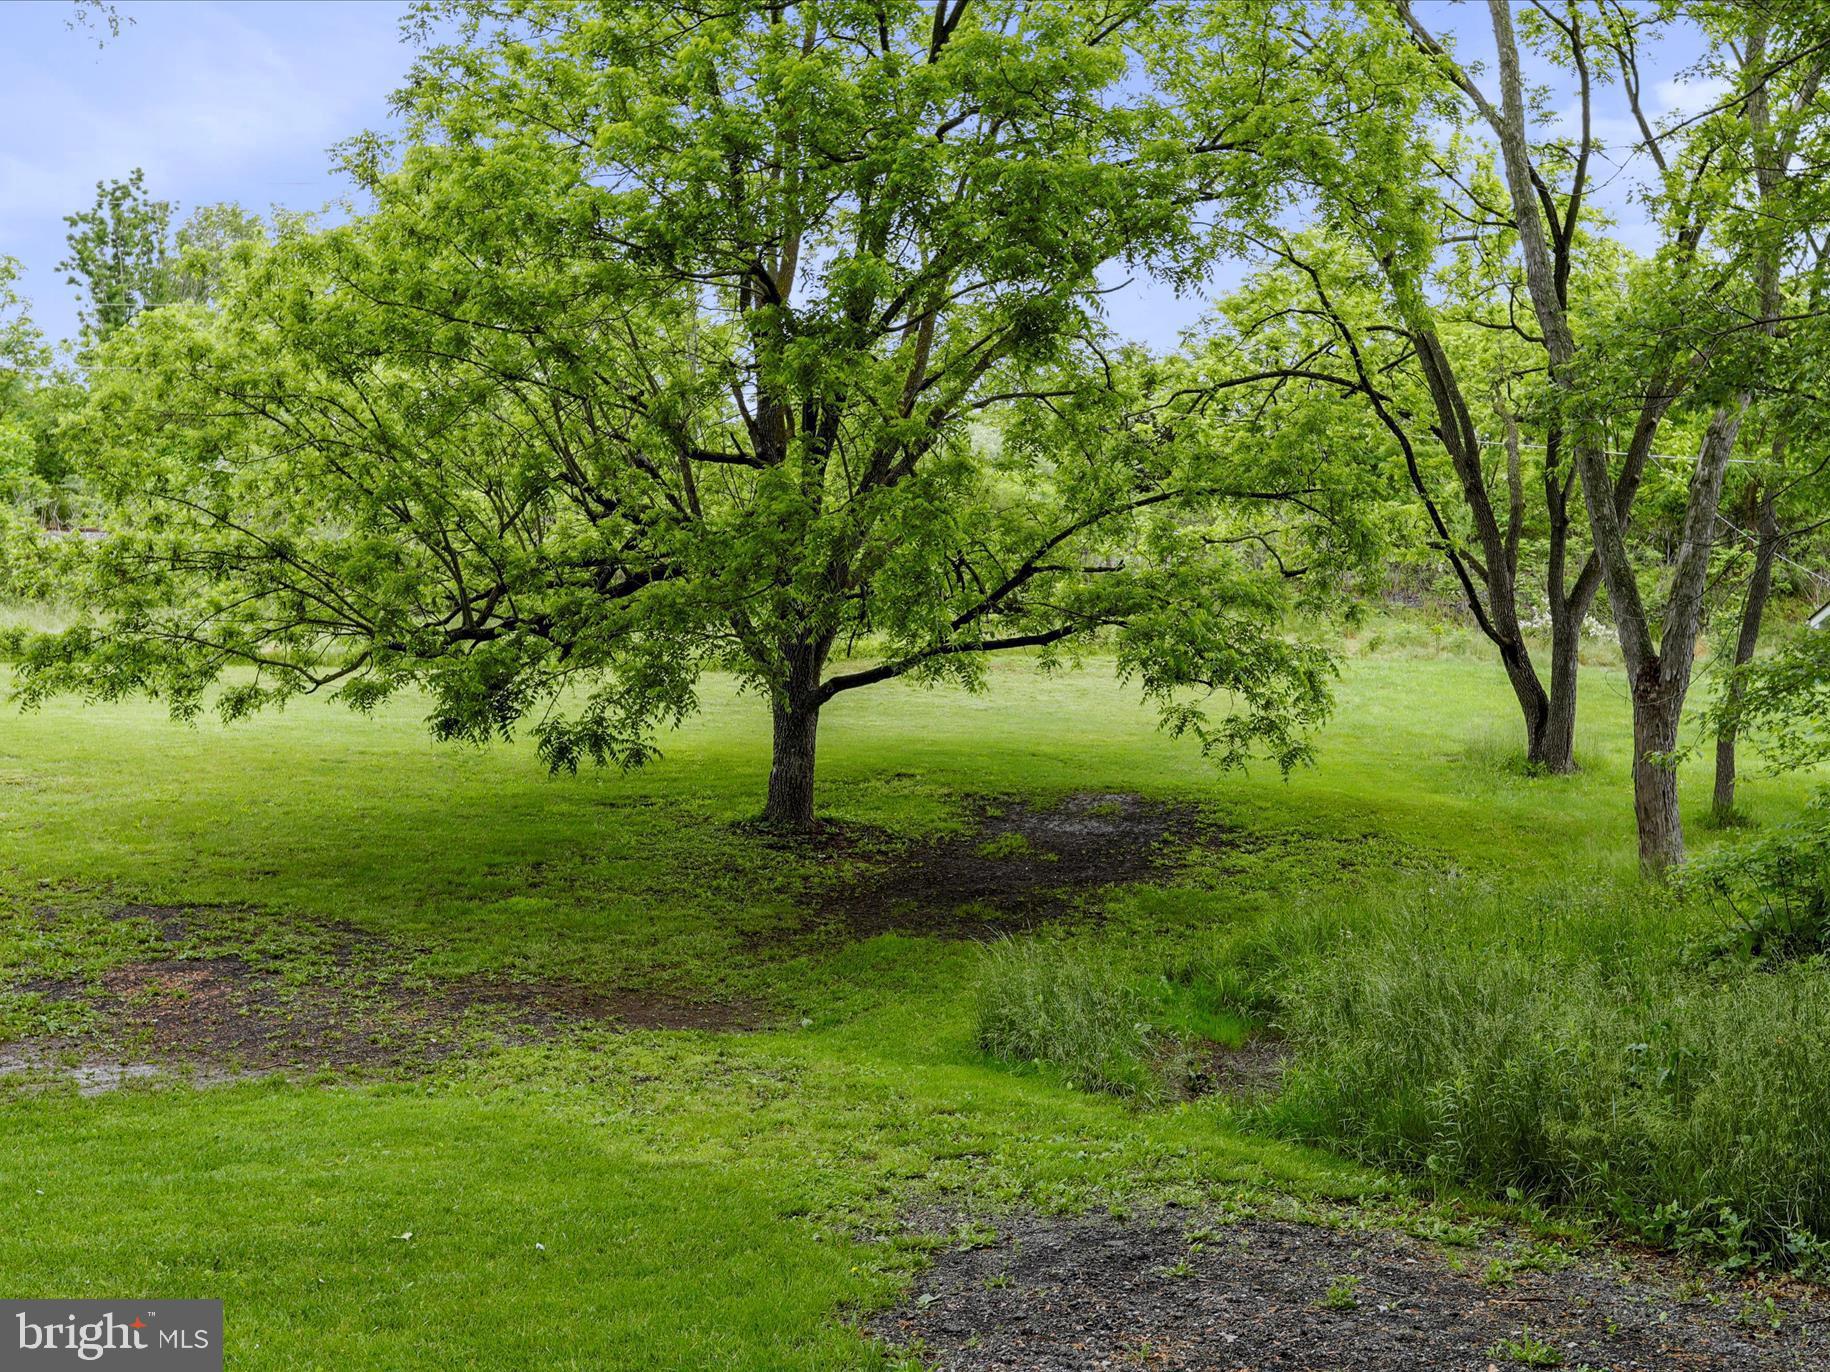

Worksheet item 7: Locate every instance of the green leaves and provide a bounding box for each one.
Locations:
[19,1,1369,806]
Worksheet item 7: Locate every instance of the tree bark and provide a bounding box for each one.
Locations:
[1404,328,1569,770]
[1538,427,1601,777]
[1632,672,1687,869]
[1712,486,1781,819]
[758,636,832,830]
[1540,611,1583,774]
[762,693,821,830]
[1611,403,1743,869]
[1497,644,1553,768]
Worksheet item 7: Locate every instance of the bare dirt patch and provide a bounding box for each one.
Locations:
[435,975,756,1034]
[872,1211,1822,1370]
[34,959,751,1073]
[794,793,1223,941]
[5,903,758,1091]
[1180,1035,1291,1099]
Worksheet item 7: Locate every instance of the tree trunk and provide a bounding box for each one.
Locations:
[1540,614,1583,774]
[1535,421,1596,778]
[1402,330,1563,772]
[1612,406,1741,870]
[1632,671,1686,869]
[1712,488,1781,819]
[762,694,821,830]
[1498,641,1554,768]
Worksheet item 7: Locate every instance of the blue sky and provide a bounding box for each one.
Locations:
[2,1,1717,352]
[2,0,414,346]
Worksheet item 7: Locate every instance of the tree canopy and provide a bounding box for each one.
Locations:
[12,0,1830,859]
[20,0,1369,827]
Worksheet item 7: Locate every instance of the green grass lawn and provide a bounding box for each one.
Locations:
[0,645,1815,1368]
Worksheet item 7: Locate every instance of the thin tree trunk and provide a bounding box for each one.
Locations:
[1536,422,1595,777]
[1490,387,1567,771]
[1495,639,1552,767]
[1702,25,1799,825]
[1405,330,1560,769]
[762,694,821,830]
[1616,404,1744,869]
[1540,613,1583,774]
[1712,487,1781,819]
[1538,540,1606,776]
[1632,674,1687,868]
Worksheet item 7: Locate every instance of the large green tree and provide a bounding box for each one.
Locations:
[1166,0,1828,864]
[1168,2,1718,780]
[1185,230,1630,776]
[25,0,1360,828]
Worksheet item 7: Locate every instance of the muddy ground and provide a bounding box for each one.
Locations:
[9,791,1226,1085]
[786,790,1416,945]
[872,1210,1824,1370]
[786,792,1224,942]
[0,791,1396,1087]
[3,901,754,1091]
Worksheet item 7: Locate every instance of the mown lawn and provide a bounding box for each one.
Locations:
[0,644,1814,1368]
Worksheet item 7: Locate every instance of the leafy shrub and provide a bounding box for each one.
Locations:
[1686,803,1830,962]
[1214,881,1830,1265]
[975,939,1175,1101]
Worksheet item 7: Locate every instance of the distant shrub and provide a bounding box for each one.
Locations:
[975,939,1173,1102]
[1211,881,1830,1266]
[0,598,77,654]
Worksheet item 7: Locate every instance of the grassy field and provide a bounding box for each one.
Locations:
[0,642,1818,1368]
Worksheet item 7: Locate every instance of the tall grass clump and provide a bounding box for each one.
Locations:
[975,939,1170,1101]
[1217,881,1830,1264]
